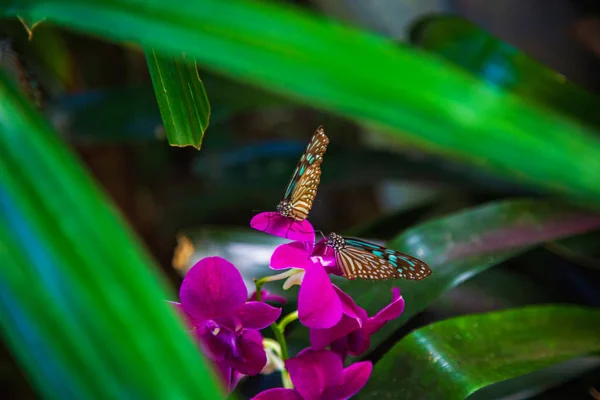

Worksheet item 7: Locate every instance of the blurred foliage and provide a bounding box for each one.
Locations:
[0,1,600,399]
[5,0,600,205]
[410,14,600,129]
[0,70,223,398]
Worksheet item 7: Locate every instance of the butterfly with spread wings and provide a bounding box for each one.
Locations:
[275,126,329,221]
[325,232,432,281]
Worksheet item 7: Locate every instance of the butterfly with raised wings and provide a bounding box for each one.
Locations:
[275,126,329,221]
[325,232,432,281]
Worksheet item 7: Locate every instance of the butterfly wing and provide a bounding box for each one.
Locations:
[337,238,432,281]
[289,163,322,221]
[282,126,329,220]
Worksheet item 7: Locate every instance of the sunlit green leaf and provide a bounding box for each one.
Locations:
[5,0,600,203]
[410,14,600,129]
[358,305,600,399]
[0,70,224,398]
[146,49,209,148]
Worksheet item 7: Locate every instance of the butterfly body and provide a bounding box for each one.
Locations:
[276,126,329,221]
[325,232,431,281]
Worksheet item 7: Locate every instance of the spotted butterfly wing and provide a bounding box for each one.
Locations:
[277,126,329,221]
[328,234,431,281]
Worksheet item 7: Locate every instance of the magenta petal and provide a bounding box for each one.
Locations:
[310,314,362,350]
[242,328,263,345]
[196,324,229,361]
[213,360,243,393]
[271,242,313,270]
[225,330,267,375]
[180,257,247,321]
[252,388,304,400]
[286,350,343,400]
[366,288,405,334]
[333,286,367,321]
[344,328,371,356]
[328,361,373,400]
[250,212,315,242]
[298,265,342,329]
[237,301,281,330]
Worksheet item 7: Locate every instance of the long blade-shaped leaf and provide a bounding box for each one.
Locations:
[146,49,210,148]
[410,14,600,128]
[5,0,600,203]
[358,305,600,399]
[0,70,224,398]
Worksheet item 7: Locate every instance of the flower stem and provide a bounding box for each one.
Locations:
[278,311,299,333]
[271,324,289,360]
[254,276,293,360]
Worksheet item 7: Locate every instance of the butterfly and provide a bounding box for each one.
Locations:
[325,232,432,281]
[275,126,329,221]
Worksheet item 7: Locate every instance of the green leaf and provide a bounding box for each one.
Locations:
[0,71,224,397]
[410,14,600,129]
[334,199,600,351]
[6,1,600,204]
[146,49,210,148]
[358,305,600,399]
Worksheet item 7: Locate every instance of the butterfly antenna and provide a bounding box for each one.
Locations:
[315,229,326,240]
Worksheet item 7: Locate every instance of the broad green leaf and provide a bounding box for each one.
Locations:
[6,1,600,204]
[358,305,600,399]
[334,199,600,351]
[0,71,224,397]
[410,14,600,128]
[146,49,209,148]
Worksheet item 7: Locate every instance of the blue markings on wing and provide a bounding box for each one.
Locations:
[299,165,306,176]
[306,153,315,164]
[372,250,384,258]
[346,239,379,249]
[399,256,416,267]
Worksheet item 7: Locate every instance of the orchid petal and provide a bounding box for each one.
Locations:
[298,264,342,329]
[342,328,370,356]
[196,324,229,361]
[237,302,281,330]
[365,287,405,334]
[326,361,373,400]
[180,257,247,321]
[252,388,304,400]
[271,242,313,270]
[310,314,361,350]
[333,286,367,321]
[286,350,343,400]
[224,330,267,376]
[251,212,315,242]
[213,361,243,393]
